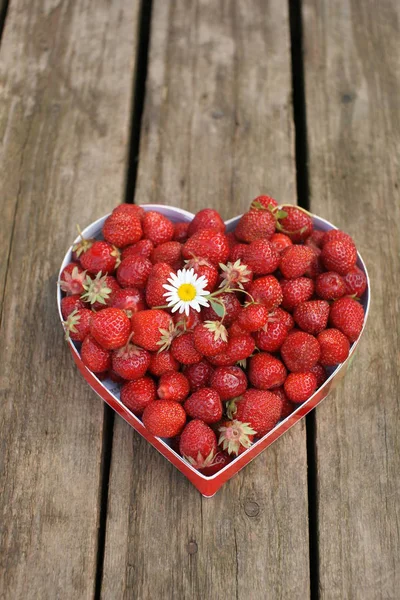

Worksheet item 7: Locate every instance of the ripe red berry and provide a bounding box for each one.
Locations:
[248,353,287,390]
[142,400,186,437]
[343,266,367,297]
[112,204,145,220]
[329,297,364,342]
[208,333,255,367]
[293,300,330,335]
[120,377,156,415]
[61,294,85,319]
[143,211,175,246]
[237,303,269,332]
[309,363,328,387]
[116,255,153,288]
[279,245,315,279]
[122,239,154,260]
[179,420,218,469]
[277,206,313,242]
[146,262,175,308]
[270,233,293,253]
[201,292,241,327]
[157,371,190,402]
[171,332,203,365]
[199,451,231,476]
[172,307,203,330]
[81,335,111,373]
[188,208,225,236]
[111,343,150,380]
[184,388,223,424]
[184,257,219,292]
[305,229,325,249]
[102,212,142,248]
[322,229,354,247]
[59,263,86,295]
[210,366,248,400]
[249,195,278,211]
[248,276,283,311]
[280,277,314,311]
[321,239,357,275]
[63,308,92,342]
[229,242,247,263]
[131,309,173,352]
[80,240,120,274]
[317,328,350,366]
[148,350,179,377]
[235,210,275,243]
[284,372,317,403]
[193,321,229,357]
[269,307,295,331]
[243,240,280,275]
[173,222,190,243]
[151,241,182,270]
[182,229,230,266]
[234,389,283,436]
[272,387,295,419]
[315,271,346,300]
[253,320,288,352]
[110,287,146,315]
[184,360,214,391]
[90,308,131,350]
[280,331,321,372]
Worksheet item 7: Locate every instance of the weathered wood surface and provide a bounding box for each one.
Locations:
[0,1,140,598]
[101,1,310,599]
[303,0,400,597]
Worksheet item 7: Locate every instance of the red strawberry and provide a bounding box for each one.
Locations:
[317,328,350,366]
[148,350,179,377]
[171,332,202,364]
[199,451,231,476]
[305,229,325,249]
[112,203,145,220]
[293,300,330,335]
[81,273,120,310]
[248,352,287,389]
[268,307,295,331]
[63,308,92,342]
[184,257,218,292]
[80,240,120,274]
[90,308,131,350]
[321,239,357,275]
[233,389,282,436]
[243,240,280,275]
[276,206,313,242]
[145,262,175,308]
[280,277,314,311]
[184,388,223,424]
[172,307,203,330]
[117,255,153,288]
[343,266,367,297]
[210,366,247,400]
[59,263,86,295]
[131,309,173,351]
[235,210,275,242]
[110,287,146,316]
[81,335,111,373]
[188,208,225,236]
[61,294,85,319]
[271,387,295,419]
[229,242,247,263]
[143,211,175,246]
[157,371,190,402]
[322,229,354,247]
[309,363,328,387]
[111,343,150,380]
[208,333,255,367]
[173,222,190,243]
[284,372,317,403]
[184,360,214,391]
[122,239,154,260]
[142,400,186,437]
[270,233,293,253]
[120,377,156,415]
[248,276,283,311]
[182,230,229,266]
[249,194,278,211]
[329,296,364,342]
[102,212,142,248]
[315,271,346,300]
[201,292,241,327]
[193,321,228,357]
[279,245,315,279]
[237,303,269,332]
[253,320,288,352]
[304,245,324,278]
[179,420,218,468]
[218,420,255,456]
[151,241,182,270]
[281,331,321,372]
[229,322,246,337]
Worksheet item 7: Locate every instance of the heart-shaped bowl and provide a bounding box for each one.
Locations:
[57,204,370,497]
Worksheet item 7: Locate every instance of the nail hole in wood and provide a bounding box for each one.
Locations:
[187,540,198,555]
[244,501,260,517]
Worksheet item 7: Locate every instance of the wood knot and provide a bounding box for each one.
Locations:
[341,93,354,104]
[187,540,198,555]
[244,501,260,517]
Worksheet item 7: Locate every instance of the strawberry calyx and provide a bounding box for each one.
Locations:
[72,225,95,258]
[81,272,112,306]
[157,321,183,352]
[219,259,252,290]
[218,420,256,456]
[271,204,314,236]
[59,266,87,295]
[203,320,228,343]
[250,199,277,211]
[226,397,241,420]
[62,309,82,340]
[110,245,121,268]
[184,449,216,469]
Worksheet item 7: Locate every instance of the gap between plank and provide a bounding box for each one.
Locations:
[93,1,154,598]
[0,0,9,45]
[288,1,319,599]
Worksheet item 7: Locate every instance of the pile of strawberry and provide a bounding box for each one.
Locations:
[59,197,366,476]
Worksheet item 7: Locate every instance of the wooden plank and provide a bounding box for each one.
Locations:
[303,0,400,596]
[0,0,140,597]
[101,1,310,599]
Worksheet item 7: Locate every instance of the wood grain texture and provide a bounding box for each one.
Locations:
[101,1,310,599]
[303,0,400,597]
[0,0,139,597]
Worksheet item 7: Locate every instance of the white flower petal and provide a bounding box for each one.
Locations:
[163,284,178,292]
[197,296,210,307]
[184,302,190,316]
[191,300,201,312]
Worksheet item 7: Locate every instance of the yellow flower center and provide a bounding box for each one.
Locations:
[177,283,197,302]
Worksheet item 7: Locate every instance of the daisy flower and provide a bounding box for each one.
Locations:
[163,268,210,316]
